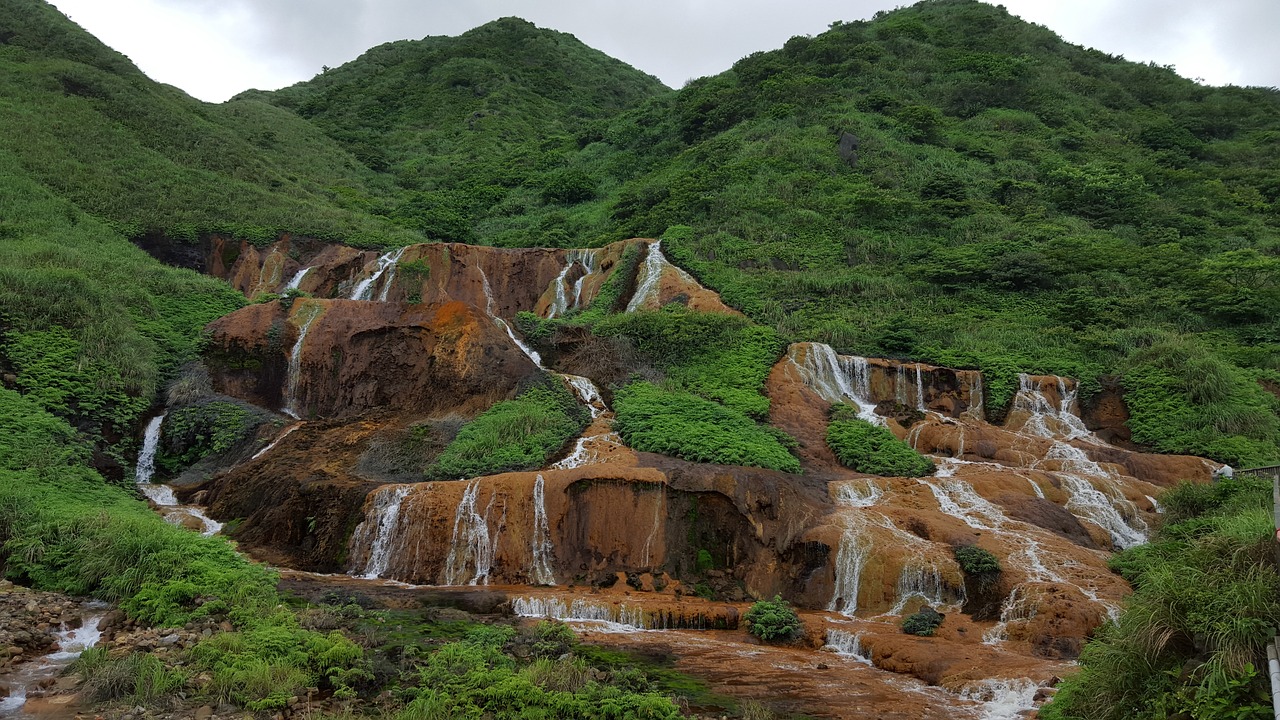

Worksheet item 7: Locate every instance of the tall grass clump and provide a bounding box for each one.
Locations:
[1043,475,1279,720]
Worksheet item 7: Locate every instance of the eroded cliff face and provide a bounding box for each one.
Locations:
[133,235,1223,716]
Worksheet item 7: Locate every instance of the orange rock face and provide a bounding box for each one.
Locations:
[152,238,1227,718]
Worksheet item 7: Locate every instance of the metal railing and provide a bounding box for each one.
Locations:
[1240,465,1280,719]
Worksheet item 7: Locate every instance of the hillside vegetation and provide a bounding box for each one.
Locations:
[248,0,1280,466]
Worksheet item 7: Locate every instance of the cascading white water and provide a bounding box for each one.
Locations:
[350,485,413,579]
[888,562,952,616]
[0,613,106,715]
[477,266,544,368]
[625,241,695,312]
[964,372,985,421]
[914,365,927,411]
[1010,374,1148,548]
[283,302,324,419]
[825,629,873,665]
[546,263,573,318]
[133,415,222,536]
[529,475,556,585]
[626,241,665,312]
[285,266,312,291]
[788,344,880,424]
[512,596,651,631]
[561,374,605,418]
[895,365,908,406]
[832,479,883,508]
[961,678,1041,720]
[1146,494,1163,513]
[829,518,871,616]
[570,249,598,310]
[349,247,407,301]
[443,480,498,586]
[135,414,164,486]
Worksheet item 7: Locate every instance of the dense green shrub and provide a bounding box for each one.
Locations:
[901,608,944,636]
[159,399,265,471]
[953,545,1002,576]
[428,380,588,479]
[613,382,801,472]
[744,596,802,642]
[594,306,783,418]
[826,418,935,477]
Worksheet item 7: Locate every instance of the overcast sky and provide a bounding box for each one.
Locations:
[49,0,1280,103]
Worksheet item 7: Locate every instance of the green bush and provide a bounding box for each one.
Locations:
[826,418,935,477]
[953,545,1001,576]
[744,596,802,642]
[428,380,588,479]
[613,382,800,472]
[901,608,944,637]
[159,399,264,471]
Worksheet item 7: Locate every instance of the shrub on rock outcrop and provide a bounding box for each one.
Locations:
[745,596,802,642]
[901,607,944,637]
[427,379,588,479]
[613,382,801,472]
[825,415,934,477]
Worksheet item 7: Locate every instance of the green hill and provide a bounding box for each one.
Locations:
[247,0,1280,465]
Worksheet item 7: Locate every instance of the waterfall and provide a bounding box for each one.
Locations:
[443,480,498,586]
[135,414,164,485]
[825,629,873,665]
[283,302,324,419]
[1010,374,1091,440]
[960,678,1041,720]
[285,266,311,291]
[529,475,556,585]
[350,485,413,579]
[914,365,927,411]
[569,249,598,310]
[829,518,872,616]
[561,374,605,418]
[512,597,653,631]
[477,266,544,368]
[832,479,883,508]
[888,562,955,616]
[349,247,407,301]
[788,344,880,424]
[1146,494,1163,513]
[895,365,908,406]
[983,585,1042,645]
[625,241,694,312]
[546,263,573,318]
[964,372,985,421]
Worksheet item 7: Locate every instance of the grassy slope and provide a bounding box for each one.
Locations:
[0,0,417,245]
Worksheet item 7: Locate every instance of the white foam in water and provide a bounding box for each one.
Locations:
[1145,494,1163,513]
[888,562,953,616]
[512,596,651,632]
[560,374,605,418]
[961,678,1041,720]
[0,613,106,715]
[569,249,598,310]
[349,485,413,579]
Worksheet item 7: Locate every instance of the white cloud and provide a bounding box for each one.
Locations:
[49,0,1280,103]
